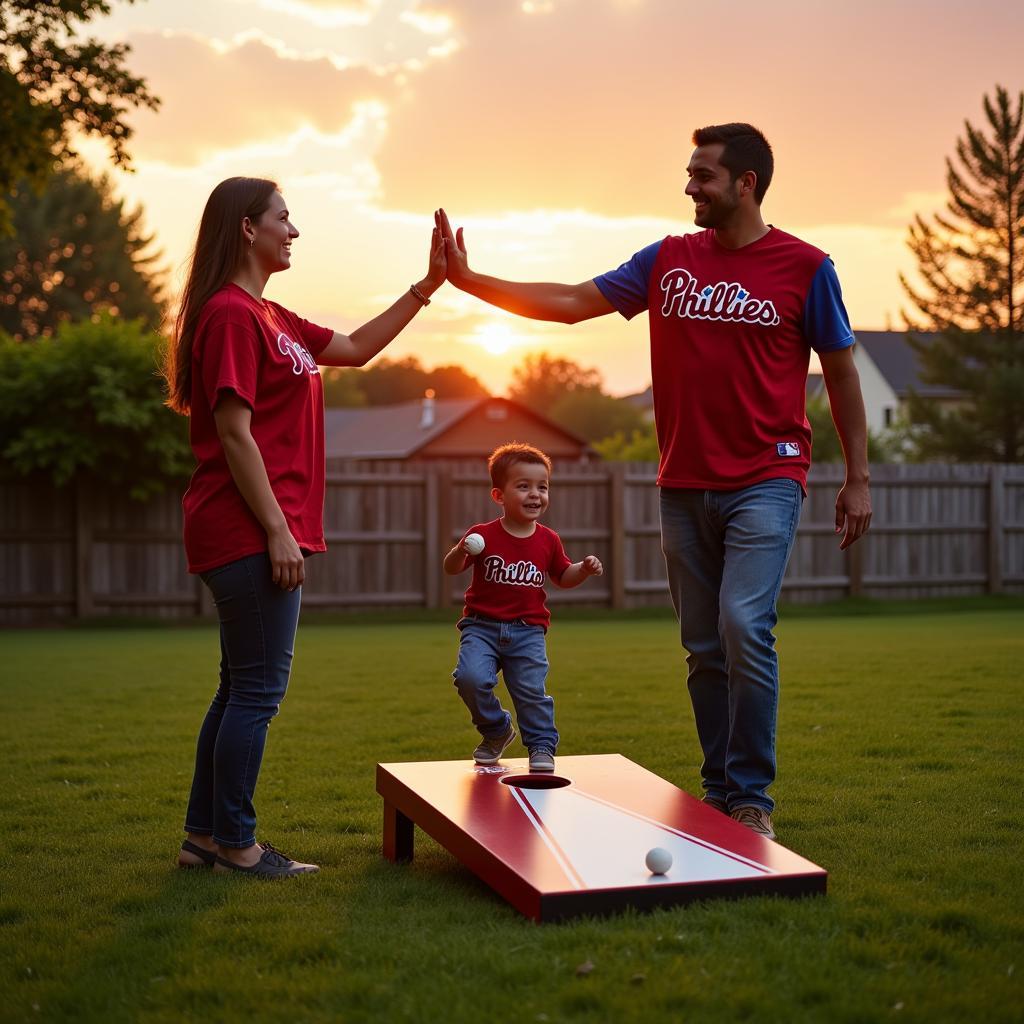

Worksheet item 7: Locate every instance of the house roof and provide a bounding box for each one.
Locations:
[855,331,963,399]
[324,396,589,460]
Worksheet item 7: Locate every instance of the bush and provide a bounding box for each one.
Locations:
[593,422,659,462]
[0,316,192,498]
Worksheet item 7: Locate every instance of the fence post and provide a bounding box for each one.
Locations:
[609,463,626,609]
[847,540,864,598]
[74,476,94,619]
[988,464,1005,594]
[424,467,440,608]
[436,468,452,608]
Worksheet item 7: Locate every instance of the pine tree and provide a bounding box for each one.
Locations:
[899,85,1024,462]
[0,165,165,339]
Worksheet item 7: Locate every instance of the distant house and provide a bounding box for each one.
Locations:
[324,394,593,468]
[614,333,965,436]
[810,331,963,433]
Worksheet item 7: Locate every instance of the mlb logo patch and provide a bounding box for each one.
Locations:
[776,442,801,457]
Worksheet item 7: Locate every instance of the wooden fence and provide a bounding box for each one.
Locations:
[2,463,1023,624]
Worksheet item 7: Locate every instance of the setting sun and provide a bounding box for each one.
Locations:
[471,321,521,356]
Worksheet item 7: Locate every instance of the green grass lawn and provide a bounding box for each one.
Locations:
[1,601,1022,1023]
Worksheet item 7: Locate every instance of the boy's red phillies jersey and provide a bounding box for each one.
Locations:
[461,519,572,630]
[182,283,334,573]
[648,229,827,490]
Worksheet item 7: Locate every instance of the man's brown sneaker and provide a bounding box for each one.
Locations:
[730,804,776,840]
[701,794,728,814]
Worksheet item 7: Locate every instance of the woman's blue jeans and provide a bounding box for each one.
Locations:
[183,553,301,849]
[453,616,558,752]
[660,479,803,813]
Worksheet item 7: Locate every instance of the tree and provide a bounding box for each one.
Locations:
[0,165,165,339]
[508,352,602,412]
[343,356,488,406]
[425,363,490,401]
[0,0,158,235]
[899,85,1024,461]
[321,367,368,408]
[0,315,192,498]
[548,389,645,443]
[805,393,894,463]
[593,422,660,462]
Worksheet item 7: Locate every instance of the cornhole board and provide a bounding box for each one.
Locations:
[376,754,826,922]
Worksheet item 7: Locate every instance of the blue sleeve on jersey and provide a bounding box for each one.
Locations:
[593,240,663,320]
[804,258,855,353]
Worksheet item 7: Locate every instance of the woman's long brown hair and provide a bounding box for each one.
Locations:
[163,177,278,414]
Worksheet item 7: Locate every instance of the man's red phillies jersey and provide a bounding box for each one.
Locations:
[650,229,826,489]
[461,519,571,630]
[182,283,334,573]
[595,227,854,491]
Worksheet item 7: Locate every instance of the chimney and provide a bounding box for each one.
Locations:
[420,388,436,429]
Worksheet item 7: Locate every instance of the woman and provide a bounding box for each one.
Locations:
[164,177,445,877]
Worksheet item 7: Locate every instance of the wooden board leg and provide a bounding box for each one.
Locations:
[383,801,414,862]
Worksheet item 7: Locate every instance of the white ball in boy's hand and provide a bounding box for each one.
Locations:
[464,533,485,555]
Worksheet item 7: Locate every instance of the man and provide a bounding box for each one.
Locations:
[438,122,871,839]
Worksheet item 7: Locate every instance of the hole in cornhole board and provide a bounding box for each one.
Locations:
[501,774,572,790]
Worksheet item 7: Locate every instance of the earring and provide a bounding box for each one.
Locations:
[249,238,254,247]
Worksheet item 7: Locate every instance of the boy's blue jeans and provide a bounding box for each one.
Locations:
[453,616,559,753]
[660,478,803,813]
[184,552,301,848]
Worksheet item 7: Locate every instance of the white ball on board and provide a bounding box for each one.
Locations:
[645,847,672,875]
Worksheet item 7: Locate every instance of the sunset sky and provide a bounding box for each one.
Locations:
[84,0,1024,396]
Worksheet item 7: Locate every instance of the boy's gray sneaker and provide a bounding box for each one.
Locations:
[473,723,516,765]
[528,747,555,772]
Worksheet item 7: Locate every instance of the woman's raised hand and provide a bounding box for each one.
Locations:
[423,211,447,293]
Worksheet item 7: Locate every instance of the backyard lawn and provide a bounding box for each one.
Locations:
[1,600,1022,1023]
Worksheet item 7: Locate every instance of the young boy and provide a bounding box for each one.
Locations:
[443,442,603,772]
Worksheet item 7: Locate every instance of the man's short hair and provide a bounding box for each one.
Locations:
[692,123,774,204]
[488,442,552,489]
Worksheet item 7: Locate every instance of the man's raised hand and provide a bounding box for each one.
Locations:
[438,208,470,285]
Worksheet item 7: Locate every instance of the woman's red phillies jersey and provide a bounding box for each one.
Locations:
[647,229,829,490]
[182,283,334,573]
[461,518,572,630]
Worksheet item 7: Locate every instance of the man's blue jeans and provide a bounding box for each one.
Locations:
[183,552,301,848]
[453,616,558,753]
[660,478,803,813]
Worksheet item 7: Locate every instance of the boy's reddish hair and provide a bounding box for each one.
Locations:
[488,442,552,489]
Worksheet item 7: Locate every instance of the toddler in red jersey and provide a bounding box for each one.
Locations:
[443,443,603,772]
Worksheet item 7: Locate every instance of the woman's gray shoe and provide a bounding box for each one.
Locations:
[214,842,319,878]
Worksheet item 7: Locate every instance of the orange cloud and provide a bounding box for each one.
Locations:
[124,31,392,163]
[374,0,1024,229]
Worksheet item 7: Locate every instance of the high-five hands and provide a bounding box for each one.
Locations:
[437,209,469,285]
[424,210,447,293]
